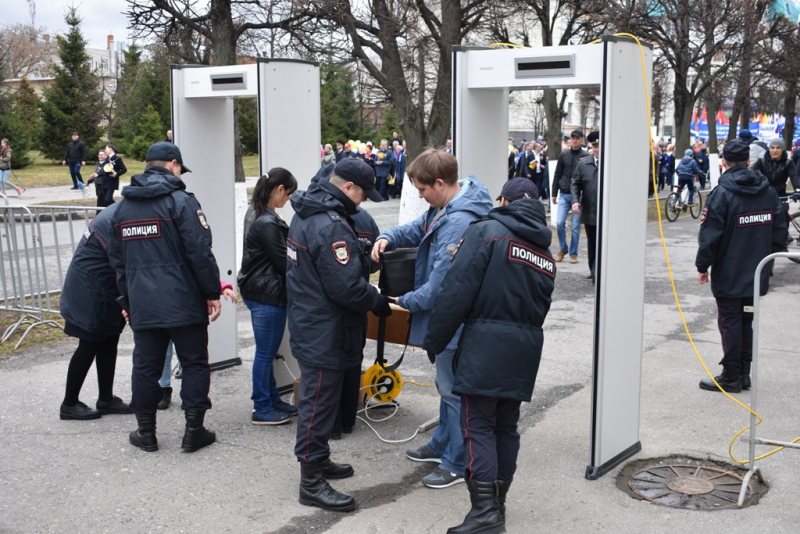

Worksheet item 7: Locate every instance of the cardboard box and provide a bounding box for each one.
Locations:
[366,303,419,346]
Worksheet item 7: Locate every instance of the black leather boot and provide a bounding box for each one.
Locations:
[157,387,172,410]
[447,479,506,534]
[741,361,751,390]
[319,458,354,479]
[299,461,356,512]
[181,409,216,452]
[699,366,742,393]
[496,478,513,522]
[129,413,158,452]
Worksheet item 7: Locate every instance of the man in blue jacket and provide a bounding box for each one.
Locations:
[424,178,555,533]
[109,142,222,454]
[676,148,702,205]
[371,148,493,489]
[287,158,392,512]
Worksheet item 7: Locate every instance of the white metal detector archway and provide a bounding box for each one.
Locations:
[452,37,653,479]
[171,59,320,388]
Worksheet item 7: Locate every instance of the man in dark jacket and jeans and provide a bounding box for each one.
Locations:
[62,132,87,190]
[287,158,391,512]
[571,131,600,281]
[424,178,555,534]
[696,139,786,393]
[109,142,222,454]
[552,130,588,263]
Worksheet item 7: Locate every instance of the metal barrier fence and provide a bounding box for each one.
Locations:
[0,196,104,348]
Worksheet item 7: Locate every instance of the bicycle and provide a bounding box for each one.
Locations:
[781,194,800,264]
[665,181,703,222]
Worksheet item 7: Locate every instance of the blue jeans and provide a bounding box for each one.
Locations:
[426,346,465,475]
[245,299,286,413]
[68,161,83,187]
[158,340,177,388]
[0,169,19,194]
[556,193,581,256]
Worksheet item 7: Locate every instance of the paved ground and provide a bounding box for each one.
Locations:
[1,186,799,533]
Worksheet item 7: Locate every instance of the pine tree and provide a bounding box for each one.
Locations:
[320,63,359,145]
[38,8,102,161]
[2,78,41,168]
[127,105,165,161]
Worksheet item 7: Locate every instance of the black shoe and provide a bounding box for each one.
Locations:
[157,387,173,410]
[181,409,216,452]
[320,458,354,479]
[699,367,742,393]
[96,396,132,415]
[330,429,343,440]
[496,478,512,522]
[129,413,158,452]
[70,186,79,190]
[60,401,101,420]
[299,461,356,512]
[742,362,751,390]
[342,426,353,434]
[446,479,505,534]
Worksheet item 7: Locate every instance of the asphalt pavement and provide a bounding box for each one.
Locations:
[1,186,799,533]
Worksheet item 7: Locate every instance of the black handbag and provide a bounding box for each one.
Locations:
[375,248,417,373]
[378,248,417,296]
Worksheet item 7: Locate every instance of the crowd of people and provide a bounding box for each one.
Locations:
[54,140,558,533]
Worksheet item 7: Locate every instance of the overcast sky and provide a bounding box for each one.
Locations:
[4,0,133,49]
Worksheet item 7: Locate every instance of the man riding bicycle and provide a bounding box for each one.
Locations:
[676,149,702,205]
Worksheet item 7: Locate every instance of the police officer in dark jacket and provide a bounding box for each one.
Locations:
[570,130,600,280]
[424,178,555,534]
[109,142,221,453]
[60,203,131,420]
[310,164,381,439]
[287,158,391,512]
[696,139,786,393]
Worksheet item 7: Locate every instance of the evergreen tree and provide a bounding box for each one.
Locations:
[237,99,259,155]
[320,63,359,144]
[38,8,102,161]
[127,105,165,160]
[2,78,41,168]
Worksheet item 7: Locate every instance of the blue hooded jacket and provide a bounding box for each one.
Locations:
[377,176,493,348]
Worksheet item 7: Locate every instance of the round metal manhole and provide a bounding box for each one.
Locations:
[627,464,752,510]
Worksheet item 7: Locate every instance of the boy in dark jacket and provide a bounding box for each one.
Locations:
[424,178,555,534]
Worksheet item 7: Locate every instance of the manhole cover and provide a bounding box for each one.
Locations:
[628,464,751,510]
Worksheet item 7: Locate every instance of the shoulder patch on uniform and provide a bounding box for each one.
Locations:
[508,241,555,278]
[120,220,162,241]
[287,240,298,265]
[332,240,349,265]
[196,210,209,229]
[737,211,772,227]
[82,221,95,243]
[700,206,708,225]
[446,242,460,257]
[450,238,464,261]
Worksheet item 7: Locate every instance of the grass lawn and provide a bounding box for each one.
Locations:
[12,152,261,189]
[0,295,66,357]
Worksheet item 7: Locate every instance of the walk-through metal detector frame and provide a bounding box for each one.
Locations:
[452,37,653,479]
[171,59,320,388]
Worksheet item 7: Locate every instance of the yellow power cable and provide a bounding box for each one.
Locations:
[611,32,800,464]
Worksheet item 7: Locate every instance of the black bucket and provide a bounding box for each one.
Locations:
[379,249,417,296]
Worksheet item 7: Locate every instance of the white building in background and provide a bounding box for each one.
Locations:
[2,34,125,100]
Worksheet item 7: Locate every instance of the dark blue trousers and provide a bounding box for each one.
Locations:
[130,324,211,415]
[461,394,522,483]
[295,361,344,463]
[716,296,753,372]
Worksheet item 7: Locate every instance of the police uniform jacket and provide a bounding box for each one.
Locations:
[238,205,289,307]
[286,180,383,370]
[570,156,599,226]
[377,177,493,348]
[553,147,588,195]
[696,165,786,298]
[750,152,799,197]
[60,203,126,336]
[108,166,221,330]
[423,199,555,401]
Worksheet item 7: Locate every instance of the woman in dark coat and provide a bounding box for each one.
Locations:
[238,168,298,425]
[59,203,130,420]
